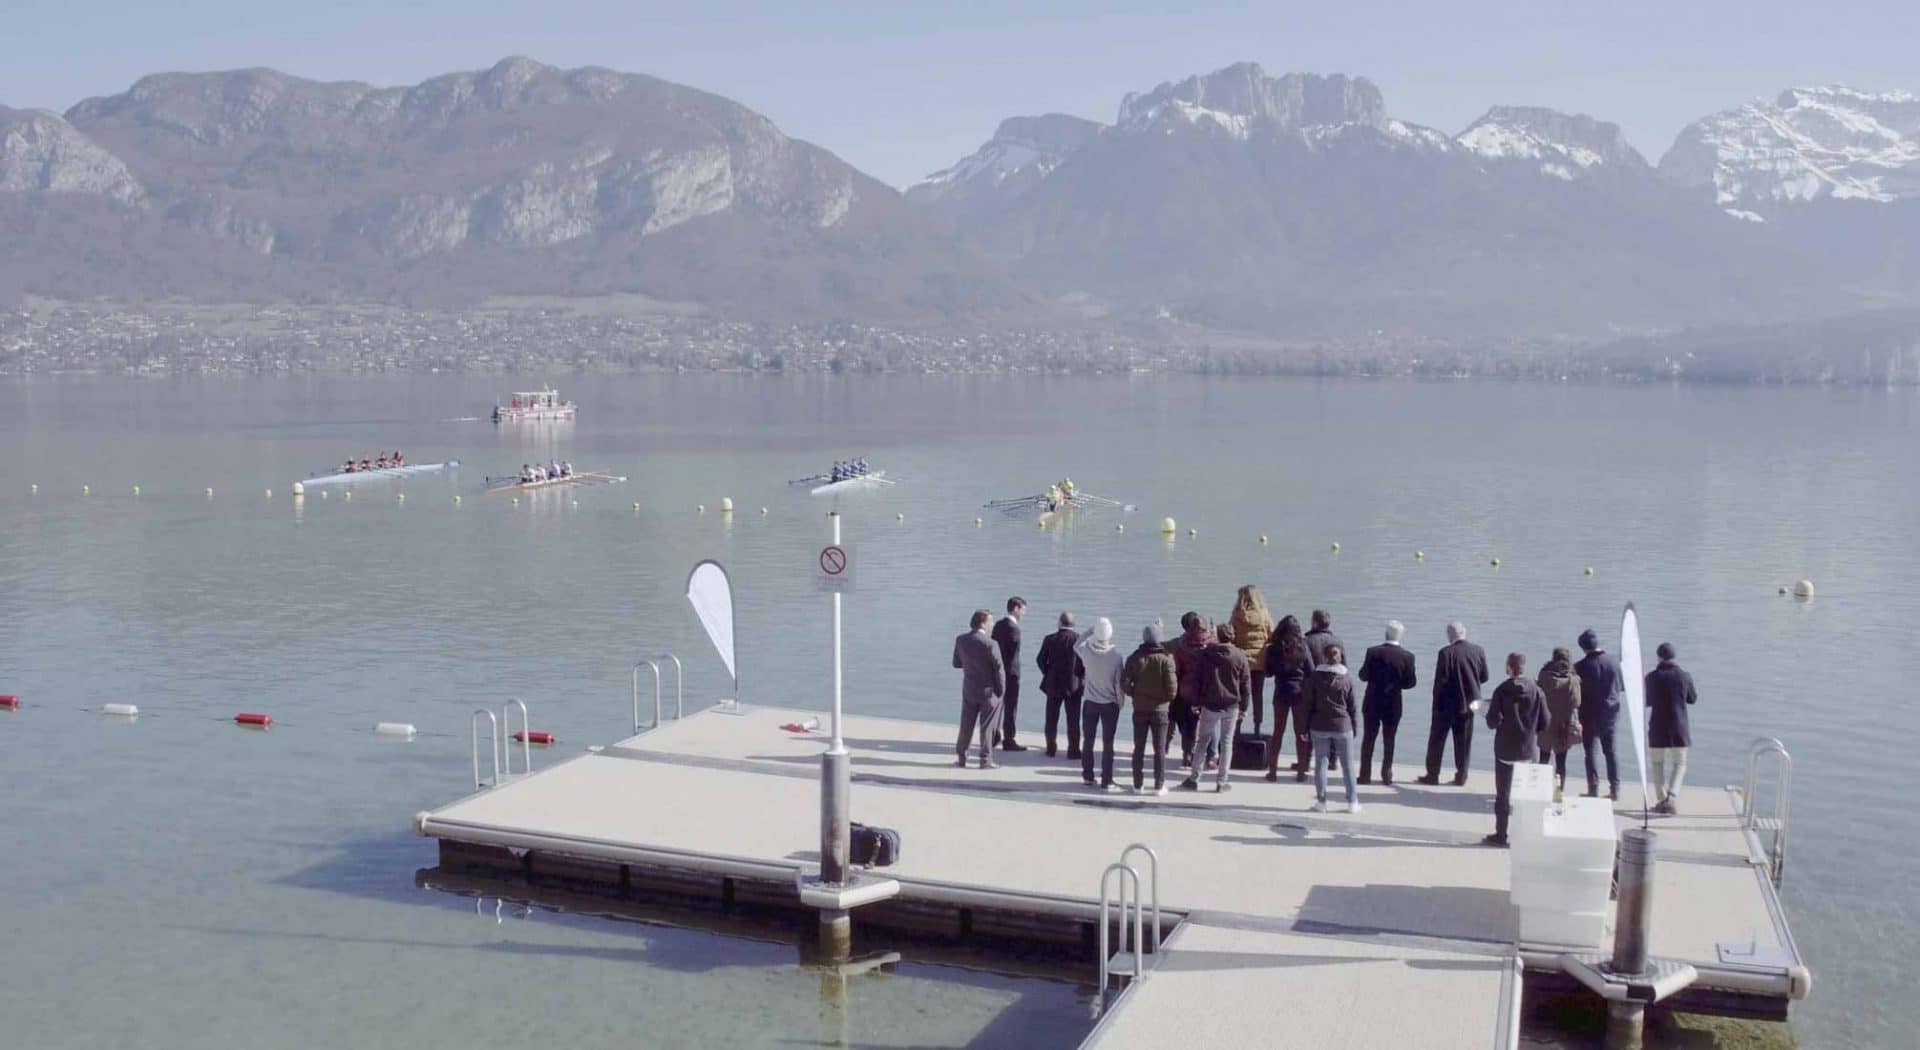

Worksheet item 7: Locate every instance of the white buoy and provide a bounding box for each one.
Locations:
[697,504,706,514]
[510,497,519,506]
[82,484,90,496]
[453,495,461,504]
[1491,557,1502,567]
[633,502,641,510]
[344,491,352,501]
[760,507,768,516]
[570,499,578,507]
[320,490,329,500]
[29,483,37,494]
[292,482,305,497]
[720,497,734,513]
[896,512,905,522]
[265,488,272,499]
[1777,585,1789,596]
[103,703,139,717]
[1793,579,1815,599]
[1159,517,1177,535]
[974,517,983,527]
[1331,542,1341,552]
[374,722,417,739]
[206,487,214,498]
[1415,550,1425,560]
[1188,527,1197,537]
[132,485,140,496]
[396,493,404,502]
[1116,523,1125,533]
[1259,535,1268,544]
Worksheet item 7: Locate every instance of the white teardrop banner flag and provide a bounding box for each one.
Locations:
[686,560,737,687]
[1620,603,1652,817]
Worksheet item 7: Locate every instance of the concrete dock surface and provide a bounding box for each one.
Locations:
[417,705,1809,1047]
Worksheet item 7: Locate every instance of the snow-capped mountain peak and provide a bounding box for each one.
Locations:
[1116,63,1386,139]
[1456,106,1646,180]
[910,114,1103,200]
[1658,85,1920,214]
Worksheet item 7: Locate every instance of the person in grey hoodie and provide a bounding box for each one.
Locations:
[1305,644,1362,814]
[1075,618,1126,790]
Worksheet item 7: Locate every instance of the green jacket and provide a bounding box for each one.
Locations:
[1123,643,1179,714]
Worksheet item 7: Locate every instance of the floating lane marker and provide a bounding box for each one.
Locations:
[1159,517,1176,535]
[512,730,556,746]
[720,497,734,513]
[234,712,273,728]
[82,484,91,496]
[1415,550,1425,560]
[132,485,140,496]
[374,722,417,739]
[0,694,19,710]
[103,703,139,717]
[206,488,214,499]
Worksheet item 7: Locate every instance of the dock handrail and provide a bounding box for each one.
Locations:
[1119,843,1162,951]
[1742,738,1792,885]
[1097,862,1146,1001]
[631,653,684,732]
[503,698,533,778]
[470,709,500,789]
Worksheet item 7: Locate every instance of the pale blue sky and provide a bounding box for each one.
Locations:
[5,0,1914,187]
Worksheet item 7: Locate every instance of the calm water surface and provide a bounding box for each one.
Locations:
[0,375,1912,1048]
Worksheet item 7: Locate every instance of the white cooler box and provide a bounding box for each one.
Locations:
[1507,763,1616,949]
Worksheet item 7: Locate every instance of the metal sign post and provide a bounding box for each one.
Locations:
[820,514,851,891]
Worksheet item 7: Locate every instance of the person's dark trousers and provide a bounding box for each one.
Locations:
[1582,709,1619,794]
[1081,702,1120,785]
[1132,710,1170,790]
[1172,698,1197,762]
[1539,748,1570,781]
[1242,672,1268,733]
[1045,689,1083,756]
[1424,709,1473,781]
[1360,705,1402,781]
[1493,759,1517,839]
[999,674,1022,747]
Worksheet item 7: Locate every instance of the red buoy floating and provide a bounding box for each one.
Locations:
[0,694,19,710]
[512,730,555,746]
[235,712,273,728]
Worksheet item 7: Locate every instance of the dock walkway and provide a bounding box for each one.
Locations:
[416,705,1808,1047]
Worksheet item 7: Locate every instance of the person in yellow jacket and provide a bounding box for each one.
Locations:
[1228,585,1274,733]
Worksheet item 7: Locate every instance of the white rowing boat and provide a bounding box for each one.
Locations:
[482,471,626,495]
[295,461,458,493]
[810,471,892,496]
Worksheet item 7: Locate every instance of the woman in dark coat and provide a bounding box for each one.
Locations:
[1535,647,1583,788]
[1262,615,1316,781]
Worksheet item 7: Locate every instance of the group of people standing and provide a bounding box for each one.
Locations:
[952,587,1700,845]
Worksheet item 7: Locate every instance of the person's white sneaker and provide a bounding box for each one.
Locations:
[1309,800,1327,812]
[1348,801,1364,815]
[1153,786,1168,797]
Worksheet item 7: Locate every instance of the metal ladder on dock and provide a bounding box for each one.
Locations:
[470,698,537,789]
[631,653,684,733]
[1741,737,1792,886]
[1097,843,1162,1009]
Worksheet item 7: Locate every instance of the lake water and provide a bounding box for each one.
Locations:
[0,374,1912,1048]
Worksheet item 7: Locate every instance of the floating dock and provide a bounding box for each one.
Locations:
[416,705,1808,1047]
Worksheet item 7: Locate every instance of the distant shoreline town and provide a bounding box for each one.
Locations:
[2,301,1916,386]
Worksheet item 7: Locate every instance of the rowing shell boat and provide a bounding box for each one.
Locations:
[810,471,893,496]
[295,461,458,492]
[985,491,1131,514]
[482,471,627,495]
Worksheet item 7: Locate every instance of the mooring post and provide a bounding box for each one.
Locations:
[1606,827,1657,1049]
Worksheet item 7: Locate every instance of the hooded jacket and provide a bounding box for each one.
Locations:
[1645,661,1697,748]
[1535,658,1583,752]
[1123,628,1179,715]
[1487,675,1550,763]
[1174,623,1211,703]
[1304,664,1357,734]
[1198,639,1252,713]
[1076,621,1125,707]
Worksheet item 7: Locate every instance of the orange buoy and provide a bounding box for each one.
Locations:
[512,730,555,745]
[0,694,19,710]
[235,712,273,727]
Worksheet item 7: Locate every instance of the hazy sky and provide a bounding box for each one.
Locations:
[6,1,1915,187]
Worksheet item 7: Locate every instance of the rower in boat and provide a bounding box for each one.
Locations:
[392,451,404,467]
[359,458,372,472]
[342,458,356,474]
[561,462,573,477]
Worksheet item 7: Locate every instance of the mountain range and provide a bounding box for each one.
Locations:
[4,57,1918,347]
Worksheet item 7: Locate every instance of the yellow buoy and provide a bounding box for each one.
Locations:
[132,485,140,496]
[1188,527,1197,537]
[82,484,90,496]
[697,504,706,514]
[343,491,352,502]
[453,495,461,504]
[1584,567,1595,577]
[1331,542,1340,552]
[1415,550,1425,560]
[320,490,329,501]
[760,507,768,516]
[510,497,519,506]
[896,512,905,522]
[29,483,37,494]
[633,502,641,511]
[396,493,404,502]
[974,517,983,527]
[292,482,305,497]
[1036,519,1047,529]
[1116,523,1125,533]
[265,489,272,499]
[1491,557,1501,567]
[1259,535,1268,545]
[1159,517,1177,535]
[206,487,214,499]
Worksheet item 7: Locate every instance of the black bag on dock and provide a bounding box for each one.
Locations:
[850,823,902,868]
[1231,732,1270,771]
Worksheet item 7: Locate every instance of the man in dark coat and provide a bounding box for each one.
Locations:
[1305,609,1345,669]
[1036,611,1084,759]
[1420,621,1489,786]
[1645,642,1699,815]
[952,609,1007,768]
[1574,628,1625,800]
[1358,620,1418,785]
[1483,652,1550,847]
[992,597,1027,751]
